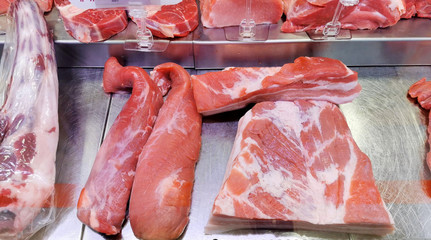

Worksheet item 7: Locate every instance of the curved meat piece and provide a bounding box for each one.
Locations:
[129,63,202,240]
[408,77,431,170]
[77,57,164,235]
[0,0,59,237]
[191,57,360,116]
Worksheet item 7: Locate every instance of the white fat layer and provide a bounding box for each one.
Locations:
[0,0,59,232]
[212,101,381,226]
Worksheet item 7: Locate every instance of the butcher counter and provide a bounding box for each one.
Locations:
[1,7,431,240]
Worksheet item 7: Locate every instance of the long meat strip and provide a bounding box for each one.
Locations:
[0,0,59,237]
[191,57,360,116]
[129,63,202,240]
[77,57,164,235]
[207,101,394,235]
[408,78,431,170]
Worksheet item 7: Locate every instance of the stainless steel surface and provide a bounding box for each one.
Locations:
[193,19,431,69]
[1,10,431,68]
[29,68,110,240]
[36,65,431,239]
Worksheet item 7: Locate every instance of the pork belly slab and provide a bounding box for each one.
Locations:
[191,57,360,116]
[206,101,394,235]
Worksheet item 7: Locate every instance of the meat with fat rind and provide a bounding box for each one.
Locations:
[207,100,394,235]
[54,0,128,43]
[199,0,283,28]
[191,57,360,116]
[282,0,406,33]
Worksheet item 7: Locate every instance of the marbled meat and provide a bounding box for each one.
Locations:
[282,0,406,33]
[191,57,360,116]
[206,101,394,235]
[77,57,164,235]
[129,63,202,240]
[131,0,199,38]
[0,0,59,237]
[199,0,283,28]
[54,0,127,42]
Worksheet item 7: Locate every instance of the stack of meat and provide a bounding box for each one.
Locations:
[191,57,395,235]
[200,0,431,32]
[77,57,202,239]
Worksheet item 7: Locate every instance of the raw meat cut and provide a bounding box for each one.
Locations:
[0,0,52,14]
[77,57,164,235]
[206,101,394,235]
[408,78,431,170]
[415,0,431,17]
[191,57,360,116]
[0,0,59,238]
[130,0,199,38]
[200,0,283,28]
[54,0,127,42]
[402,0,417,18]
[129,63,202,240]
[281,0,406,33]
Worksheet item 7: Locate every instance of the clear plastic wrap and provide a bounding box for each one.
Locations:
[0,0,59,239]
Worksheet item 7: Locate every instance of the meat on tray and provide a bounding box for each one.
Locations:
[129,63,202,240]
[77,57,164,235]
[191,57,360,116]
[206,100,394,235]
[0,0,59,237]
[408,78,431,170]
[0,0,52,13]
[199,0,283,28]
[282,0,406,33]
[54,0,128,43]
[131,0,199,38]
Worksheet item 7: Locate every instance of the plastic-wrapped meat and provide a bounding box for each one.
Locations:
[0,0,53,14]
[0,0,59,238]
[199,0,283,28]
[408,78,431,170]
[281,0,406,33]
[130,0,199,38]
[76,57,164,235]
[191,57,360,116]
[206,101,394,235]
[129,63,202,240]
[54,0,127,42]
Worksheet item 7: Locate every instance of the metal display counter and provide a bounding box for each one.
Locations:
[1,7,431,240]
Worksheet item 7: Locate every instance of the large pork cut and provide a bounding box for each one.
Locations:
[129,63,202,240]
[0,0,52,14]
[206,101,394,235]
[191,57,360,116]
[131,0,199,38]
[199,0,283,28]
[54,0,127,42]
[282,0,406,33]
[77,57,164,235]
[408,78,431,170]
[0,0,59,238]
